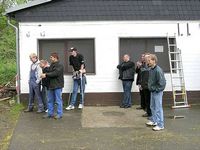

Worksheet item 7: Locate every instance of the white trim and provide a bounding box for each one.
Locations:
[19,20,200,26]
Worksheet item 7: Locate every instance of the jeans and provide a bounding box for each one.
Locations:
[48,88,63,117]
[28,81,44,111]
[150,91,164,128]
[122,80,133,106]
[70,76,86,106]
[41,86,48,110]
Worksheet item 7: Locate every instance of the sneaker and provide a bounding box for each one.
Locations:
[24,108,33,112]
[136,107,143,110]
[146,121,157,126]
[42,114,53,119]
[124,105,131,109]
[65,105,75,110]
[45,109,48,113]
[142,113,149,117]
[153,126,164,131]
[54,115,62,120]
[78,104,83,109]
[36,110,44,113]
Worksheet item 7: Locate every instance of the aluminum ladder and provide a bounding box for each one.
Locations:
[167,35,190,109]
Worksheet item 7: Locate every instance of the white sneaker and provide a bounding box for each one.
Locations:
[78,104,83,109]
[65,105,75,110]
[153,126,164,131]
[146,121,157,126]
[45,109,48,113]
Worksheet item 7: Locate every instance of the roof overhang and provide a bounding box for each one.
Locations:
[5,0,53,16]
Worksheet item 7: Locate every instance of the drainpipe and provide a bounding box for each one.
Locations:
[7,17,20,104]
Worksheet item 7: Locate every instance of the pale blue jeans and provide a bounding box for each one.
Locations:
[150,91,164,128]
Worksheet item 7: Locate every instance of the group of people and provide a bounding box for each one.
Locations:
[24,47,166,131]
[117,53,166,131]
[24,47,86,119]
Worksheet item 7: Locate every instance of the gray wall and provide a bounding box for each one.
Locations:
[39,39,95,74]
[120,38,170,72]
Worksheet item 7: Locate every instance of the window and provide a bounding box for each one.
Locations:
[119,38,170,72]
[39,39,95,74]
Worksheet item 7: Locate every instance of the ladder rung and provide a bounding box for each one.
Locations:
[172,85,184,87]
[172,76,183,78]
[169,44,177,46]
[172,68,183,70]
[174,93,186,96]
[171,60,181,62]
[169,52,180,54]
[172,105,190,109]
[175,102,186,104]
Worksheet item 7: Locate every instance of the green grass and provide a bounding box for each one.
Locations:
[0,60,16,85]
[0,100,24,150]
[9,102,24,120]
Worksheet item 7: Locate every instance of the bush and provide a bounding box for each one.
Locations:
[0,60,16,85]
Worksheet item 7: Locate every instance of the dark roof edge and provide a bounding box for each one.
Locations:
[4,0,53,15]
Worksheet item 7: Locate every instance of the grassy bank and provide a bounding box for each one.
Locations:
[0,60,16,85]
[0,100,24,150]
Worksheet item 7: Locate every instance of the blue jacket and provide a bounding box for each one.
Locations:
[148,65,166,92]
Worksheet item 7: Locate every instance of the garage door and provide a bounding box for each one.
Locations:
[119,38,170,72]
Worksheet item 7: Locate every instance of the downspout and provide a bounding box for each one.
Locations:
[7,17,20,104]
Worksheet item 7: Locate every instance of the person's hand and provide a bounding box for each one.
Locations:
[138,85,142,90]
[40,73,46,78]
[79,70,83,74]
[137,61,142,67]
[79,69,86,74]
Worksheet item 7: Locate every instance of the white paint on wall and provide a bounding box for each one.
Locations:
[18,21,200,93]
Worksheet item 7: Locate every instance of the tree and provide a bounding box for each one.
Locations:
[0,0,28,84]
[1,0,29,9]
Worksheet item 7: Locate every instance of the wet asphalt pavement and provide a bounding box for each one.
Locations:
[9,105,200,150]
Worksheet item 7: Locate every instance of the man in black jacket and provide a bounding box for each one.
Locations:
[140,54,151,117]
[117,54,135,108]
[41,53,64,119]
[135,54,146,110]
[40,60,49,112]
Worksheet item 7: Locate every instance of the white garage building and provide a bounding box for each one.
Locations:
[5,0,200,105]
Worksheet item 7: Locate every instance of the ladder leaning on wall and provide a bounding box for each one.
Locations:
[167,34,190,109]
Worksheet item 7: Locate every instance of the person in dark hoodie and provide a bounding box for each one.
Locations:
[135,54,146,110]
[39,60,49,112]
[41,53,64,119]
[146,54,166,131]
[140,53,151,117]
[117,54,135,108]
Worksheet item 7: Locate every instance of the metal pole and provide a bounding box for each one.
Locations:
[80,74,84,105]
[7,17,20,104]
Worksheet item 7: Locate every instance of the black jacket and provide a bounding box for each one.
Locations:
[117,61,135,81]
[41,67,49,88]
[46,61,64,90]
[140,64,150,89]
[135,63,145,85]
